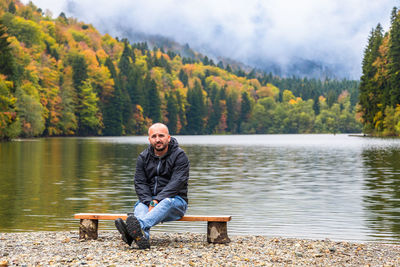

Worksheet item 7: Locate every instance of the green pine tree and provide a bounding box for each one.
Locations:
[0,23,16,81]
[359,24,383,132]
[186,80,205,134]
[146,77,162,123]
[166,93,178,134]
[238,91,251,133]
[8,1,16,14]
[179,69,189,87]
[103,57,123,136]
[207,86,221,134]
[117,42,135,126]
[70,53,88,90]
[388,8,400,107]
[226,93,237,133]
[176,91,186,133]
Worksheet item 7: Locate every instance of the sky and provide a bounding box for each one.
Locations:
[23,0,397,79]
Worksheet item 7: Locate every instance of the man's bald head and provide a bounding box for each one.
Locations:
[148,123,169,136]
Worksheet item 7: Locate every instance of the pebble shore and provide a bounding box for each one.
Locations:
[1,231,399,266]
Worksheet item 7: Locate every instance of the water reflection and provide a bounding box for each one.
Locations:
[183,144,367,242]
[0,138,145,231]
[0,135,400,243]
[361,148,400,242]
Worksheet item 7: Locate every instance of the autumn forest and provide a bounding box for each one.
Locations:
[0,0,363,140]
[359,7,400,136]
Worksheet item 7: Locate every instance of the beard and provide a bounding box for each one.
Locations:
[153,142,168,152]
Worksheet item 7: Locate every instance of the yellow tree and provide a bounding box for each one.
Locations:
[0,76,20,140]
[15,82,45,136]
[38,63,63,136]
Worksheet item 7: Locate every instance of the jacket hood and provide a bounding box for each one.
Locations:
[148,136,179,158]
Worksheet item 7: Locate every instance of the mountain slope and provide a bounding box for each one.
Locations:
[0,0,361,140]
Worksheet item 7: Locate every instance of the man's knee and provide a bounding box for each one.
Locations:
[159,198,172,204]
[134,202,149,218]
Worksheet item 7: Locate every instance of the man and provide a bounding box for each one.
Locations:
[115,123,189,249]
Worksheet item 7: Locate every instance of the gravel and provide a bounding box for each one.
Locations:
[1,231,399,266]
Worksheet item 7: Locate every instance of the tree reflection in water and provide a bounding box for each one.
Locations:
[362,148,400,242]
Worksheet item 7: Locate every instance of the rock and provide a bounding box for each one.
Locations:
[295,252,303,257]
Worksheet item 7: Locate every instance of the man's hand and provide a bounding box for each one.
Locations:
[149,200,159,212]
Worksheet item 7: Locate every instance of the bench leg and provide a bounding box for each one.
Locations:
[79,219,98,240]
[207,221,230,244]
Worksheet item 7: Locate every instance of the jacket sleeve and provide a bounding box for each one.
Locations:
[134,154,153,205]
[154,150,189,201]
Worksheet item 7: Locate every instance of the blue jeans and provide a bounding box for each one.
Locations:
[133,196,187,239]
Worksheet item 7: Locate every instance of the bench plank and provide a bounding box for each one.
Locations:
[74,213,127,220]
[74,213,231,244]
[74,213,231,222]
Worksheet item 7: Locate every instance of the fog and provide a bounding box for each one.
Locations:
[24,0,396,79]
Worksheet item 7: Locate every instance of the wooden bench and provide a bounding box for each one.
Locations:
[74,213,231,244]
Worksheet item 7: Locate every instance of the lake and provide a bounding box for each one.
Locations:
[1,134,399,243]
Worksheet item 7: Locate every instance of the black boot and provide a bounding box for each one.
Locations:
[115,218,133,246]
[126,215,150,249]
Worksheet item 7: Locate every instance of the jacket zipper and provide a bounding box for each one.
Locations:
[154,158,161,195]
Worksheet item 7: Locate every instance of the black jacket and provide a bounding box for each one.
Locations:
[134,137,189,205]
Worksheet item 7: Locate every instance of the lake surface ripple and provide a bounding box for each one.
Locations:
[1,134,399,243]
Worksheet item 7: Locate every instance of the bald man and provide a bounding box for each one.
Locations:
[115,123,189,249]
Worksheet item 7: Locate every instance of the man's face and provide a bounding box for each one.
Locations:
[148,125,171,153]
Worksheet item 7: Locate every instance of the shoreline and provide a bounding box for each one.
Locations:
[1,231,399,266]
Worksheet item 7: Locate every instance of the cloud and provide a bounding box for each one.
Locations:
[25,0,396,78]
